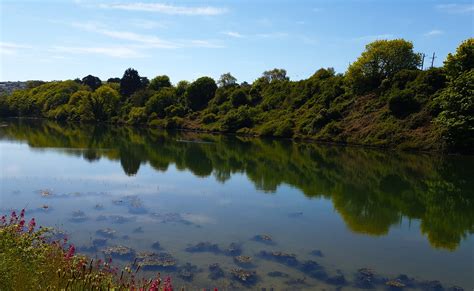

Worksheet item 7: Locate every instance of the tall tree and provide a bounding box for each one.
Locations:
[81,75,102,91]
[120,68,142,98]
[217,73,237,87]
[262,68,289,82]
[346,39,421,94]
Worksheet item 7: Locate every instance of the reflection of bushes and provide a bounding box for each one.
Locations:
[1,119,473,250]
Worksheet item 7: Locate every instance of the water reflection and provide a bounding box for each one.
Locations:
[1,118,473,252]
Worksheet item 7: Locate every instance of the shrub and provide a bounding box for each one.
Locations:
[221,106,252,132]
[127,107,147,124]
[388,89,420,118]
[202,113,217,124]
[274,119,294,137]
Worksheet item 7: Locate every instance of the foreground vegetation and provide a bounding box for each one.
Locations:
[0,38,472,152]
[0,210,174,290]
[1,120,472,250]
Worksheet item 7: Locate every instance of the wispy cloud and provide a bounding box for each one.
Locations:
[131,19,168,29]
[73,22,178,48]
[99,2,227,16]
[0,42,32,55]
[223,31,244,38]
[256,32,289,39]
[436,3,474,14]
[424,30,444,37]
[71,22,225,51]
[50,46,145,58]
[353,34,394,42]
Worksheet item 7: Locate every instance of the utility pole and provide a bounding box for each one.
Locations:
[430,52,436,69]
[420,53,425,70]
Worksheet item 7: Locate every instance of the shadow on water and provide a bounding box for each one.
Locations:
[1,118,473,251]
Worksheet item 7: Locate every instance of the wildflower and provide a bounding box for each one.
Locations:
[28,218,36,232]
[65,244,76,260]
[18,219,25,231]
[10,211,17,224]
[20,209,25,218]
[163,276,173,291]
[1,215,6,225]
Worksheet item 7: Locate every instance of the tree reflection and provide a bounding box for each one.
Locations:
[1,119,472,250]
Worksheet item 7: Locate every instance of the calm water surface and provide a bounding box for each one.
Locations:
[0,119,473,290]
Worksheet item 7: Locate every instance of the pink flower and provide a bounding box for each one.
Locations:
[65,244,75,259]
[18,219,25,228]
[10,211,17,224]
[28,218,36,232]
[20,209,25,218]
[163,276,173,291]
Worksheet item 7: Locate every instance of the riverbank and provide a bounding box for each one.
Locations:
[1,39,472,154]
[0,209,174,290]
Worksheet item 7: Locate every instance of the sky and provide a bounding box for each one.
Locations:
[0,0,473,83]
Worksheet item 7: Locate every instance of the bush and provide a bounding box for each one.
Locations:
[274,119,294,137]
[230,89,248,107]
[202,113,217,124]
[127,107,147,124]
[221,106,252,132]
[388,89,420,118]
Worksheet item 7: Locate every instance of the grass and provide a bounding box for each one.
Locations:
[0,209,174,291]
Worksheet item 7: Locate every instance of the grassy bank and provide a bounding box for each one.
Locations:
[0,209,174,290]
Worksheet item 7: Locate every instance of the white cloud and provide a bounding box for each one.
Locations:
[131,19,168,29]
[436,3,474,14]
[72,22,178,48]
[256,32,289,39]
[223,31,244,38]
[51,46,145,58]
[0,42,31,55]
[72,22,224,49]
[424,30,444,37]
[99,2,227,16]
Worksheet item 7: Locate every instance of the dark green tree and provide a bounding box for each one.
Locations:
[107,77,121,83]
[81,75,102,91]
[120,68,142,97]
[185,77,217,111]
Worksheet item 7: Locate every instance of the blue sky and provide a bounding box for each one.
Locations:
[0,0,473,83]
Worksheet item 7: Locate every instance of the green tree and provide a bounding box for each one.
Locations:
[120,68,142,97]
[91,85,121,120]
[444,38,474,79]
[217,73,237,87]
[145,87,176,117]
[185,77,217,111]
[435,70,474,151]
[149,75,172,91]
[81,75,102,91]
[262,68,289,82]
[346,39,421,93]
[107,77,121,83]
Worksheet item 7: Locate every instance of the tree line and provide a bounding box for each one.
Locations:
[0,38,472,152]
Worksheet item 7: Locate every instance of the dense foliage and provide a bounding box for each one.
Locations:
[0,38,472,153]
